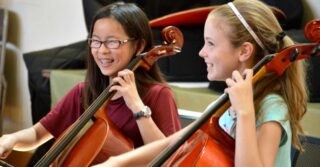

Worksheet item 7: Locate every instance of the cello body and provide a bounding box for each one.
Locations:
[168,122,234,167]
[166,102,234,167]
[54,107,134,166]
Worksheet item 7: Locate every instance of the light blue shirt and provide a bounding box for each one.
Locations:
[218,94,291,167]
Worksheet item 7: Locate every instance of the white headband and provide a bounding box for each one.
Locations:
[227,2,266,51]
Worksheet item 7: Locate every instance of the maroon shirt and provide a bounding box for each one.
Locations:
[40,82,181,147]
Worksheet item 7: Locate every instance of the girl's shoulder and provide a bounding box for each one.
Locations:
[147,83,172,93]
[257,94,292,150]
[258,93,288,123]
[260,94,286,108]
[77,82,85,89]
[144,83,173,100]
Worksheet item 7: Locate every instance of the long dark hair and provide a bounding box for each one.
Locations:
[83,2,166,109]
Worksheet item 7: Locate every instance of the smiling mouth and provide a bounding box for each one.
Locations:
[206,63,213,67]
[99,58,114,66]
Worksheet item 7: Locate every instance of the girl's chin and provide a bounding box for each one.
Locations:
[100,69,114,77]
[207,75,225,82]
[207,75,215,81]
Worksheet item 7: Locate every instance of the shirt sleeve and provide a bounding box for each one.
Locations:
[145,84,182,136]
[39,83,84,138]
[257,94,290,146]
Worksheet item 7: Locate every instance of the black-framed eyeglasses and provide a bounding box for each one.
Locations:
[88,38,135,49]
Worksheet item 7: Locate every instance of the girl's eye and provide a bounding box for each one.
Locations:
[92,40,101,45]
[206,41,214,46]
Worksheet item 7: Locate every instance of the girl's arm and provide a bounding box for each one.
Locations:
[98,136,172,167]
[235,111,282,167]
[94,122,194,167]
[225,69,281,167]
[0,122,53,158]
[110,69,169,143]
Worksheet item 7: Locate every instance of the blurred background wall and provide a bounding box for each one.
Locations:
[0,0,87,133]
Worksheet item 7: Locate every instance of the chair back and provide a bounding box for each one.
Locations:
[0,7,8,135]
[291,135,320,167]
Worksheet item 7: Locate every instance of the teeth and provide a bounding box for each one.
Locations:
[207,63,213,67]
[100,59,112,64]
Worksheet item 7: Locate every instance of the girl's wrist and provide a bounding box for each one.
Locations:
[131,102,145,113]
[236,109,255,119]
[10,133,19,144]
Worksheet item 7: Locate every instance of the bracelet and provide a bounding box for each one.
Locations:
[133,106,151,120]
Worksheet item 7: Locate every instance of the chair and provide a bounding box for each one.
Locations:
[291,135,320,167]
[0,8,8,135]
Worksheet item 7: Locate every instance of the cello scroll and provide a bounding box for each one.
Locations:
[304,19,320,43]
[138,26,184,71]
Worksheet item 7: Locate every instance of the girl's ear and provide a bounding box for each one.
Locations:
[136,39,146,55]
[239,42,254,62]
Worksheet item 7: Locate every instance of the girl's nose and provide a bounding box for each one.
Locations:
[98,43,111,53]
[198,46,206,58]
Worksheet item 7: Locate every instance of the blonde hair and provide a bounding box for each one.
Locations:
[210,0,308,151]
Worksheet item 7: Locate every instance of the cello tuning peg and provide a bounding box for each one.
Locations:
[311,45,320,57]
[290,48,299,62]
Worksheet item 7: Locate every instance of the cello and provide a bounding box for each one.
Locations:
[34,26,184,166]
[150,19,320,167]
